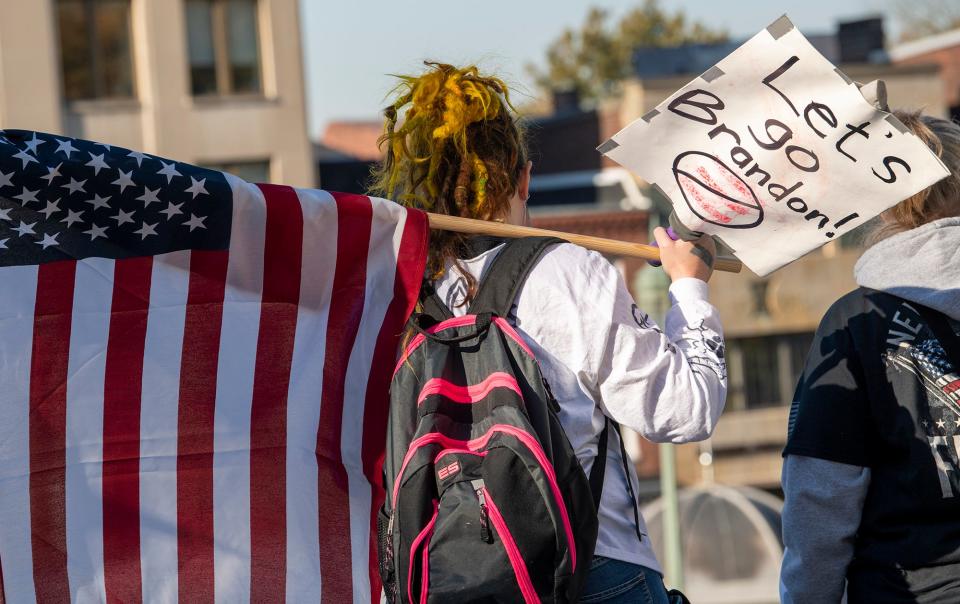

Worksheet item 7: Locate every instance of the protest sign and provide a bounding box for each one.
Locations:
[599,15,950,275]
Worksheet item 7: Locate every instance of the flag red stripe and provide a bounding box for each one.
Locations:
[361,208,429,601]
[29,260,76,603]
[318,193,373,602]
[249,185,303,601]
[102,257,153,604]
[177,250,229,604]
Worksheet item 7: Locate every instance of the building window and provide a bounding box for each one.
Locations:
[727,332,814,410]
[186,0,261,96]
[57,0,135,101]
[201,160,270,183]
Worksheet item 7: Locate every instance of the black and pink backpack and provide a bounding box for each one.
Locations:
[378,237,608,603]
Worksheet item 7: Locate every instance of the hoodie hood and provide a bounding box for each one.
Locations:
[855,217,960,320]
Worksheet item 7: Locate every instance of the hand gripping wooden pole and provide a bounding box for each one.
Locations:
[427,212,743,273]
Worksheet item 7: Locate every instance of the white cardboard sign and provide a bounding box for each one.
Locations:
[600,15,950,275]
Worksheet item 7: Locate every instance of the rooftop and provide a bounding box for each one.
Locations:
[889,27,960,62]
[319,120,384,161]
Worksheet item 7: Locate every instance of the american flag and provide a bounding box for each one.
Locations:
[0,130,428,603]
[911,337,960,407]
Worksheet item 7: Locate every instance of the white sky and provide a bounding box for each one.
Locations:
[300,0,893,138]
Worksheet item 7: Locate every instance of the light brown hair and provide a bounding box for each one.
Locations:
[872,111,960,241]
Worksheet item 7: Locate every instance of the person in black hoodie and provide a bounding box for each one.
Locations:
[780,111,960,604]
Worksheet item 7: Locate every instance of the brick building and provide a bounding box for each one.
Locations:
[890,27,960,121]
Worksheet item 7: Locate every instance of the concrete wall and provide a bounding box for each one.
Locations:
[0,1,64,133]
[0,0,313,187]
[677,407,791,489]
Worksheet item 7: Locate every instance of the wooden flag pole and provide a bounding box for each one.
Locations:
[427,212,743,274]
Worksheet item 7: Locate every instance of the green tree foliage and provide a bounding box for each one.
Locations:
[528,0,727,106]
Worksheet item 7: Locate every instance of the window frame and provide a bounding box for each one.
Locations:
[57,0,137,103]
[726,331,815,411]
[186,0,263,98]
[199,158,272,183]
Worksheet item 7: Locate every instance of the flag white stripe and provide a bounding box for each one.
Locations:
[64,258,114,603]
[0,265,40,604]
[139,250,191,603]
[284,188,338,601]
[212,179,267,604]
[343,199,408,603]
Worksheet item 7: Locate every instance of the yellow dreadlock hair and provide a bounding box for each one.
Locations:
[368,62,528,287]
[369,62,526,219]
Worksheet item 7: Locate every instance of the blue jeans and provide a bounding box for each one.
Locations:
[580,556,671,604]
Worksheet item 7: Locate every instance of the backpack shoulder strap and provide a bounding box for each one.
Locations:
[589,421,609,512]
[588,420,643,542]
[915,304,960,363]
[418,280,454,322]
[613,420,645,543]
[415,236,518,323]
[467,236,565,317]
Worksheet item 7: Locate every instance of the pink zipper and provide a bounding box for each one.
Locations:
[483,487,540,603]
[392,315,534,377]
[392,424,576,571]
[407,501,438,604]
[420,531,431,604]
[492,317,534,357]
[417,372,522,406]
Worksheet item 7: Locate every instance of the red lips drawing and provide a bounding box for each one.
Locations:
[673,151,764,228]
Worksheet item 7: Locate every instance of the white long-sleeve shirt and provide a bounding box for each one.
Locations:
[432,242,727,572]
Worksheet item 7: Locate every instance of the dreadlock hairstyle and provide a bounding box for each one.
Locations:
[368,62,528,301]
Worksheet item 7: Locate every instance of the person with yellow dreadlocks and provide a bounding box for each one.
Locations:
[372,63,726,603]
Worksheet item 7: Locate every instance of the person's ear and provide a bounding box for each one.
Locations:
[518,160,532,201]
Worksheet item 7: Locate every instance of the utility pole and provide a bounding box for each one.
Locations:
[659,442,684,590]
